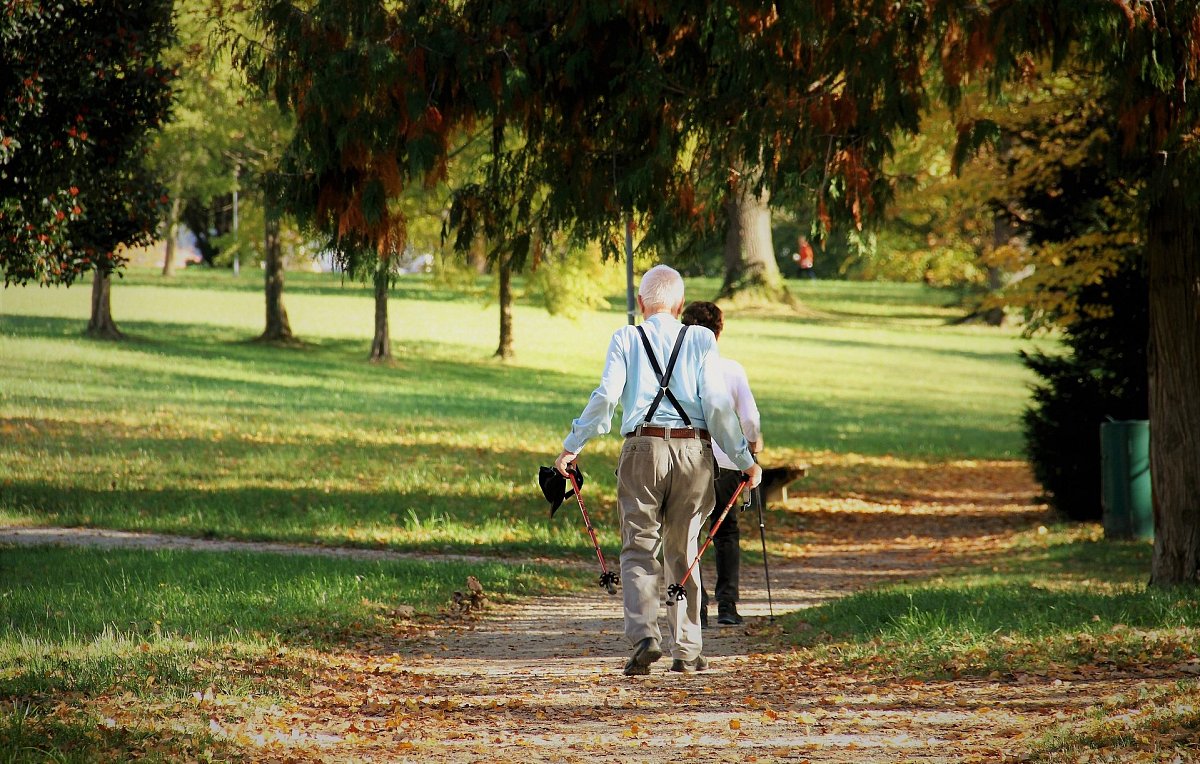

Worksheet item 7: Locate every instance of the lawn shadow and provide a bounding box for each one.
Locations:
[2,313,1025,459]
[0,313,590,423]
[1,473,618,560]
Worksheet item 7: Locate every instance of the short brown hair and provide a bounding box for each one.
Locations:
[681,301,723,338]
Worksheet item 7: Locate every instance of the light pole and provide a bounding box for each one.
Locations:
[625,217,635,325]
[231,183,240,277]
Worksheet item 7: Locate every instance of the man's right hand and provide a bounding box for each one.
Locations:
[744,462,762,489]
[554,450,578,477]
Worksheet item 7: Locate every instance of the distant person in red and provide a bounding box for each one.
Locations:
[793,235,815,279]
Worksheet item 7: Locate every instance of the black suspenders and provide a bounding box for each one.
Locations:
[635,324,692,426]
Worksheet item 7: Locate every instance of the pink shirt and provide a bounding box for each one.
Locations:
[711,356,761,470]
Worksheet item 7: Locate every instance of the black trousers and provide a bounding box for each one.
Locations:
[701,467,746,608]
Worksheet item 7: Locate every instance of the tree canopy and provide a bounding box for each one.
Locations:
[0,0,174,286]
[233,0,1199,584]
[231,1,936,271]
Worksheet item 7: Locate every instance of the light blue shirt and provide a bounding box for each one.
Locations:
[562,312,755,470]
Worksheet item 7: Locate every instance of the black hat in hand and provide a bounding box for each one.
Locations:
[538,465,583,517]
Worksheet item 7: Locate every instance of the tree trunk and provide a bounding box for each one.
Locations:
[469,235,489,275]
[162,173,183,277]
[86,268,123,340]
[718,166,791,303]
[162,224,177,277]
[495,253,514,359]
[258,206,295,343]
[981,212,1018,327]
[1146,185,1200,586]
[369,261,391,362]
[982,266,1006,327]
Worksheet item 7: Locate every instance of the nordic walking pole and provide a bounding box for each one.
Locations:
[666,476,751,605]
[754,483,775,623]
[566,470,620,595]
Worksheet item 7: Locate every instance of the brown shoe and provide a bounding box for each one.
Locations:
[669,655,709,673]
[623,637,663,676]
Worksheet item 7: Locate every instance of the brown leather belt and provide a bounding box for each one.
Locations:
[626,425,711,442]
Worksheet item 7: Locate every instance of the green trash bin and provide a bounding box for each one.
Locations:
[1100,419,1153,540]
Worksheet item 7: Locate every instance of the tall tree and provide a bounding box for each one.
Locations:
[1,0,174,339]
[934,1,1200,585]
[443,1,942,321]
[225,0,483,360]
[158,2,295,340]
[148,2,239,278]
[480,0,1200,585]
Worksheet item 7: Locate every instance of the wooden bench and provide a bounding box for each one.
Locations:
[759,464,809,503]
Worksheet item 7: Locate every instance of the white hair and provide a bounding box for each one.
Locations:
[638,265,685,310]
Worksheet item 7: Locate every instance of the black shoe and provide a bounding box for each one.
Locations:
[623,637,663,676]
[670,655,709,673]
[699,606,709,628]
[717,603,744,625]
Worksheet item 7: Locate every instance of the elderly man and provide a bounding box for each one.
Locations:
[555,265,762,676]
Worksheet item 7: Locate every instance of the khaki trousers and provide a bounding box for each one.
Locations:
[616,434,715,661]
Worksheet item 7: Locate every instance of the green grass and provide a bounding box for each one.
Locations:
[0,705,242,764]
[1029,680,1200,762]
[0,543,582,762]
[1,544,577,696]
[0,268,1035,554]
[781,527,1200,678]
[2,545,575,645]
[779,526,1200,760]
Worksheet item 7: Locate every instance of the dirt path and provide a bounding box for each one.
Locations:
[4,461,1168,762]
[0,526,576,570]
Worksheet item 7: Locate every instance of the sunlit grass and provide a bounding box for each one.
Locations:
[1029,680,1200,762]
[0,543,585,761]
[781,525,1200,678]
[0,269,1036,556]
[0,544,579,699]
[775,522,1200,760]
[1,545,576,645]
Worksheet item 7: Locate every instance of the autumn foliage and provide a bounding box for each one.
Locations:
[229,0,484,269]
[230,0,1199,582]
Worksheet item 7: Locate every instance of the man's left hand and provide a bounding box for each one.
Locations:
[554,450,578,477]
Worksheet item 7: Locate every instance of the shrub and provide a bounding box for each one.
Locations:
[1021,260,1148,521]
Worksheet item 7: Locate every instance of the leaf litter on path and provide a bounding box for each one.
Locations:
[7,460,1194,762]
